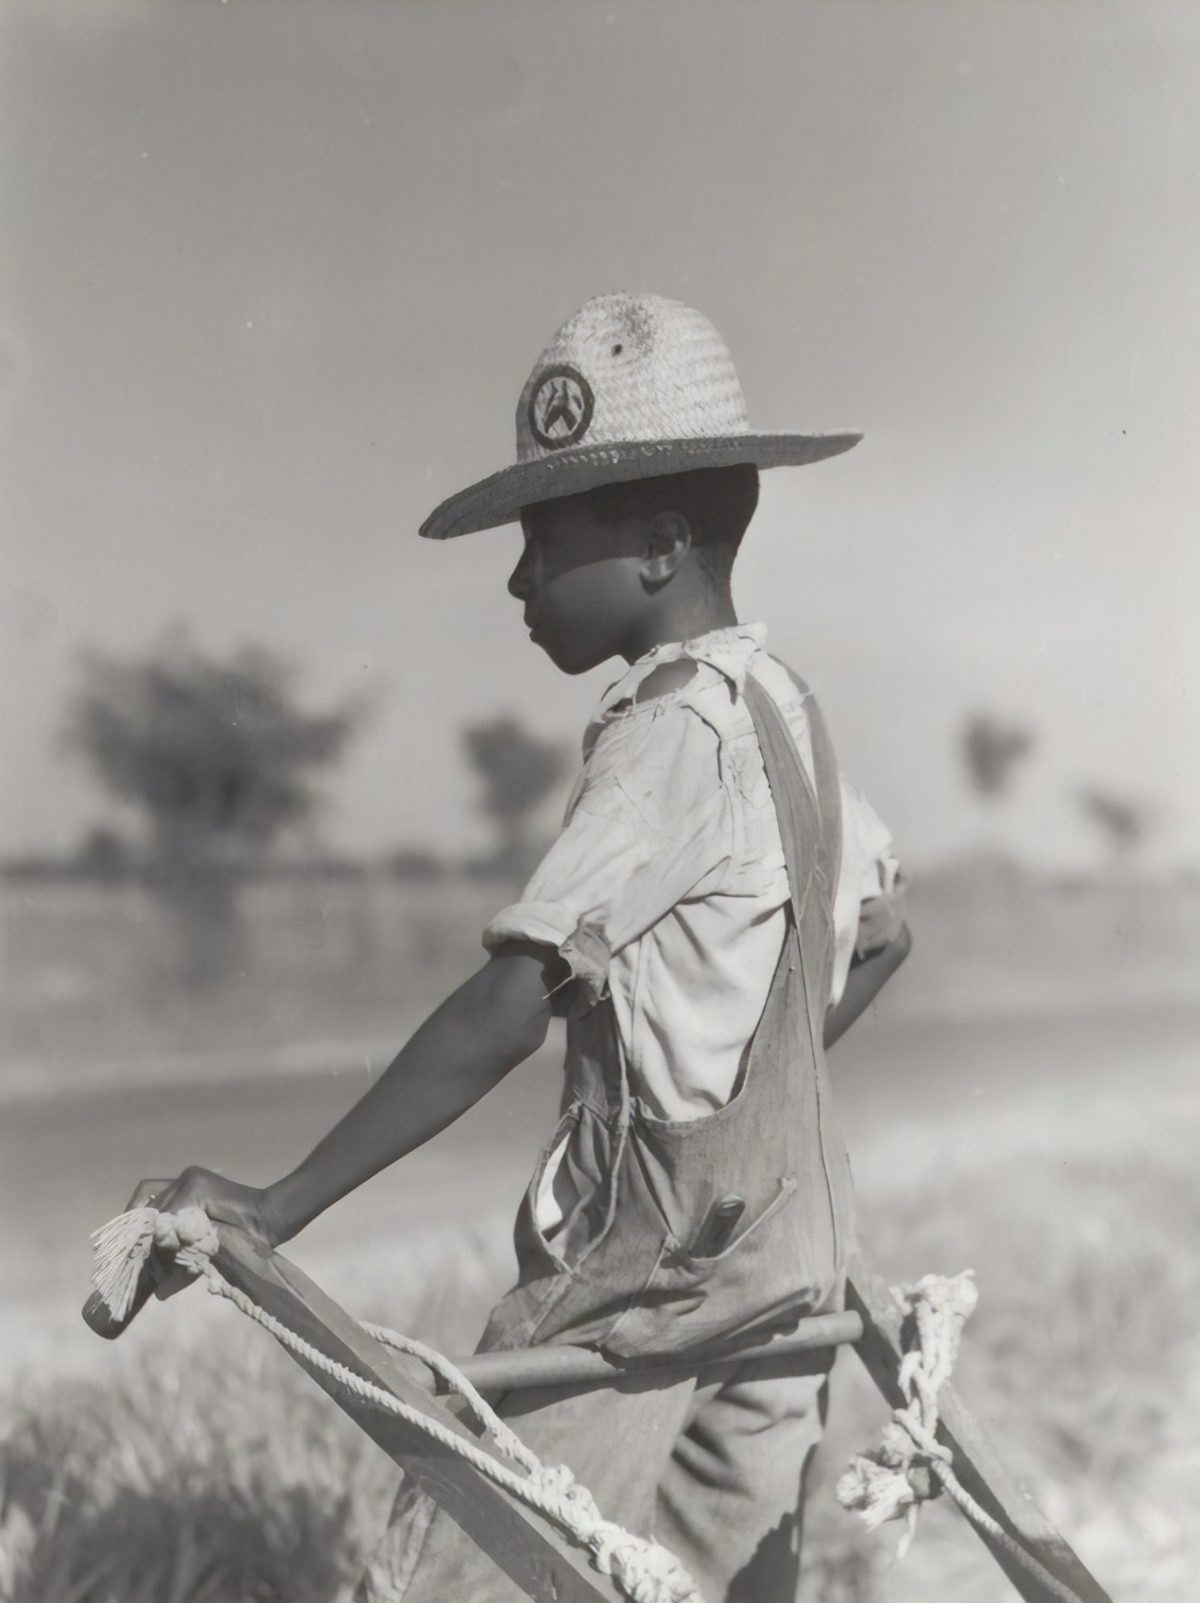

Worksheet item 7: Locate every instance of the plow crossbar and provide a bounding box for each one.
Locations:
[441,1311,864,1394]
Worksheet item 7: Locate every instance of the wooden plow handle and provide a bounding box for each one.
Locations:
[82,1178,177,1340]
[212,1226,630,1603]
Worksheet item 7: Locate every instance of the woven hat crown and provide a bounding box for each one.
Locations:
[418,288,860,539]
[515,293,750,463]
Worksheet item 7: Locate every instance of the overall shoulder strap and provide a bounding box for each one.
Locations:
[779,664,843,904]
[743,667,843,926]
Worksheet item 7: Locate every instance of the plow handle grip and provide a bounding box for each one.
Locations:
[82,1276,161,1339]
[81,1178,176,1340]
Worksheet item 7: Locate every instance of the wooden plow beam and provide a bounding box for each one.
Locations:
[209,1228,627,1603]
[86,1225,628,1603]
[83,1230,1113,1603]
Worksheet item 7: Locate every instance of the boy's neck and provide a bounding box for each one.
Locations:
[621,594,740,664]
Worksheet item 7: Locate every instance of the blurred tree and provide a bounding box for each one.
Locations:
[75,824,136,882]
[67,638,365,985]
[463,716,570,883]
[1076,787,1150,859]
[387,848,446,882]
[956,712,1036,931]
[960,713,1035,800]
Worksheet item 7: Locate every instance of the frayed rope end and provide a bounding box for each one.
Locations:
[89,1205,220,1320]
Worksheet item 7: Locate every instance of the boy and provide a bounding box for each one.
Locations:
[148,293,910,1601]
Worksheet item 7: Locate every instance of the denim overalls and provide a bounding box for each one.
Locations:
[479,667,855,1360]
[356,667,857,1603]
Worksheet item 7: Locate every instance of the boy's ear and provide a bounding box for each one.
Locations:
[639,511,692,586]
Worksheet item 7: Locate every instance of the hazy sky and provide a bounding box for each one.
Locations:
[3,0,1198,871]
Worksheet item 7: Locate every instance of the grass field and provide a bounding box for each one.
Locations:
[3,1110,1195,1603]
[2,876,1198,1602]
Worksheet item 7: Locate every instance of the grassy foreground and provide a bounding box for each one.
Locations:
[2,1144,1195,1603]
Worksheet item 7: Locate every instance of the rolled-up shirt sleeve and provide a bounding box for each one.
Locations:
[483,706,734,1016]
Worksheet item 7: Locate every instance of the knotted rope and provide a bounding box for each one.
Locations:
[90,1207,705,1603]
[836,1270,1088,1603]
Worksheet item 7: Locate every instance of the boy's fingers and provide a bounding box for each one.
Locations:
[119,1180,197,1299]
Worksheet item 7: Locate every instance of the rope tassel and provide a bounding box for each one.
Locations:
[89,1205,220,1320]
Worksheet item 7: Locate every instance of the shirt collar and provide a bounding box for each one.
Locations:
[597,621,768,716]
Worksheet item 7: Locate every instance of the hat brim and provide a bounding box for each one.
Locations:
[418,431,863,540]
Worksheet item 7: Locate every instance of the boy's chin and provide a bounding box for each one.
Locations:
[532,629,611,676]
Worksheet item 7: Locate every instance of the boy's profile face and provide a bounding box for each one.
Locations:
[510,492,654,675]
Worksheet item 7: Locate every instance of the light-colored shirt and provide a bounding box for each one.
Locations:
[483,622,900,1129]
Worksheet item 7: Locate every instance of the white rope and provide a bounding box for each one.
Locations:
[89,1208,704,1603]
[836,1271,1091,1603]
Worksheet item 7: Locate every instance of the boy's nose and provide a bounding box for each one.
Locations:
[508,552,533,601]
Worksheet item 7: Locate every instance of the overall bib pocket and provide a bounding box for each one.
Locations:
[602,1178,799,1358]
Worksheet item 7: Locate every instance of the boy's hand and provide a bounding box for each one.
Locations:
[854,881,908,957]
[133,1167,282,1300]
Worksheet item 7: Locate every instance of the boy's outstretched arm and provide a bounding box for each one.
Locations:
[823,922,912,1050]
[146,941,558,1249]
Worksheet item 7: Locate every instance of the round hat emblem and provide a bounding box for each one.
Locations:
[528,364,594,451]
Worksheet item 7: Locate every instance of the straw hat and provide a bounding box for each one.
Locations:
[419,291,862,540]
